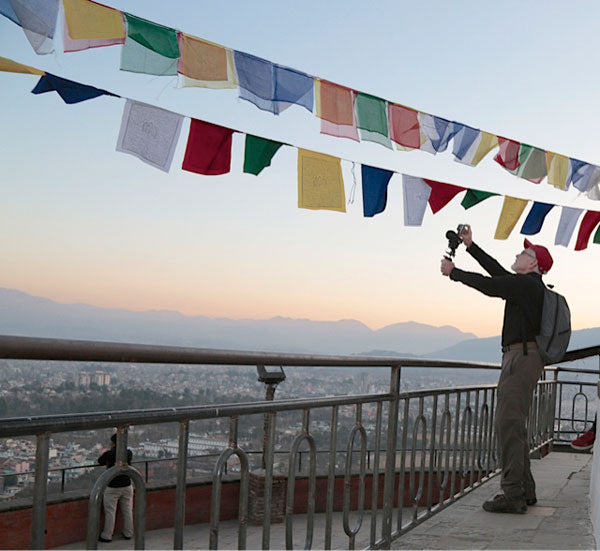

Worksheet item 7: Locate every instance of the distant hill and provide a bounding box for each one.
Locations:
[0,288,476,356]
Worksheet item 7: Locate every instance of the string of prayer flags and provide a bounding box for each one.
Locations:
[425,180,466,213]
[182,119,234,175]
[62,0,125,52]
[555,207,584,247]
[355,93,391,148]
[520,202,554,235]
[116,99,184,172]
[315,80,359,141]
[361,165,393,217]
[546,152,569,190]
[494,196,528,240]
[575,211,600,251]
[494,137,521,171]
[297,149,345,212]
[388,104,421,149]
[0,55,44,75]
[177,34,236,89]
[31,72,117,103]
[461,189,498,209]
[243,135,284,175]
[7,0,59,55]
[509,145,547,184]
[402,175,431,226]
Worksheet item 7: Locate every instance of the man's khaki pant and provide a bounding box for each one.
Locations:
[496,345,544,500]
[101,485,134,540]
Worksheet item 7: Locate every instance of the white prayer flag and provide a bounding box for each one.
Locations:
[554,207,584,247]
[116,100,184,172]
[402,175,431,226]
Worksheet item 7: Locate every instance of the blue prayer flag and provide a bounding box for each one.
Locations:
[273,64,313,113]
[0,0,19,25]
[362,164,393,217]
[31,73,118,104]
[234,51,278,113]
[520,202,554,235]
[452,123,480,160]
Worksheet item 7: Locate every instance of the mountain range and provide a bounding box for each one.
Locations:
[0,287,598,363]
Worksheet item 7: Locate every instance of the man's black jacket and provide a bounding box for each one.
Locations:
[97,448,133,488]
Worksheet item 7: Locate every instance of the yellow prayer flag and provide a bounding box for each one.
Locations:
[178,34,237,89]
[0,56,44,75]
[471,132,498,166]
[63,0,125,40]
[494,196,528,240]
[298,149,346,212]
[546,152,569,190]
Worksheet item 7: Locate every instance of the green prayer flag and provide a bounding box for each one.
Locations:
[125,13,179,59]
[594,224,600,245]
[355,93,388,136]
[243,135,284,175]
[461,189,498,209]
[510,144,547,182]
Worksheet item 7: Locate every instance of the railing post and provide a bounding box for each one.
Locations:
[31,432,50,550]
[174,419,190,550]
[381,364,401,549]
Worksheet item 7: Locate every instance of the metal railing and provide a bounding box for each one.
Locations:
[0,336,598,550]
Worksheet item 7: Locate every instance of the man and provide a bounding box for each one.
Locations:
[440,225,553,514]
[97,434,134,542]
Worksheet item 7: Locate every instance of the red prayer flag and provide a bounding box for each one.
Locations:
[575,210,600,251]
[182,119,234,175]
[424,179,466,214]
[388,103,421,149]
[494,137,521,171]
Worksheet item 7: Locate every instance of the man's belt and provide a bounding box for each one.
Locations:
[501,341,537,353]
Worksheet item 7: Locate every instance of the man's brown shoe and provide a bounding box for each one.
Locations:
[483,493,527,514]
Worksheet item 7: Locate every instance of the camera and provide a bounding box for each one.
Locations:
[444,224,468,259]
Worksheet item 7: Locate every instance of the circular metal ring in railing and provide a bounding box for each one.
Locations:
[436,409,452,491]
[209,446,250,550]
[342,423,367,548]
[285,431,317,550]
[476,403,489,471]
[571,390,589,434]
[409,414,427,505]
[459,405,473,481]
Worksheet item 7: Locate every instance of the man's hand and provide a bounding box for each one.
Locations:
[459,224,473,247]
[441,257,455,277]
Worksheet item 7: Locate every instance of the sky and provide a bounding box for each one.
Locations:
[0,1,599,339]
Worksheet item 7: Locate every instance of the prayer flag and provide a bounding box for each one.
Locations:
[355,93,391,148]
[452,123,480,161]
[509,144,547,183]
[570,160,600,193]
[243,135,283,175]
[124,13,179,58]
[589,182,600,201]
[402,175,431,226]
[273,64,314,113]
[575,211,600,251]
[555,207,583,247]
[594,224,600,245]
[424,180,465,214]
[177,33,236,89]
[297,149,345,212]
[63,0,124,40]
[121,36,178,76]
[361,165,393,217]
[315,79,359,141]
[182,119,234,176]
[0,56,44,75]
[63,11,125,52]
[520,202,554,235]
[31,73,117,103]
[419,115,457,153]
[494,196,528,240]
[546,152,569,190]
[8,0,59,54]
[116,100,183,172]
[461,189,498,209]
[234,51,277,113]
[388,104,420,149]
[494,137,521,171]
[0,0,19,25]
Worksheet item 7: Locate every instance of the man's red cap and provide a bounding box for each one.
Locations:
[524,238,553,274]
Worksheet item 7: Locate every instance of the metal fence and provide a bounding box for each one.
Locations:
[0,336,599,550]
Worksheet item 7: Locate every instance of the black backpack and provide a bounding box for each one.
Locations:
[536,285,571,365]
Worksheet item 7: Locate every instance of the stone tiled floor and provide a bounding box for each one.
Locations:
[57,452,595,550]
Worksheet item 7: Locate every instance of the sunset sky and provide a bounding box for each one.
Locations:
[1,1,599,340]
